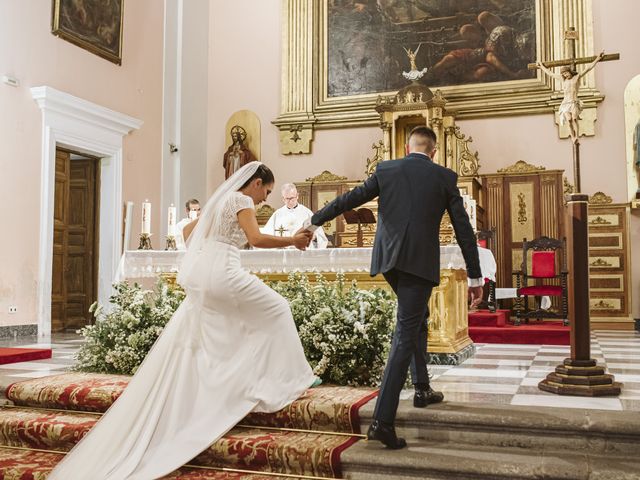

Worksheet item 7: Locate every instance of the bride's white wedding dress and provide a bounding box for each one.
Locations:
[50,164,316,479]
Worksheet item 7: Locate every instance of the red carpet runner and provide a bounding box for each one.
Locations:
[0,373,377,479]
[469,310,570,345]
[0,348,52,365]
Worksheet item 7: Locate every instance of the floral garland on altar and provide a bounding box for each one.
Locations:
[73,274,396,386]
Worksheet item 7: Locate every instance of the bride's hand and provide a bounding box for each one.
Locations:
[292,231,312,250]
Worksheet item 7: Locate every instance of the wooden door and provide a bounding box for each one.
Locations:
[51,149,99,332]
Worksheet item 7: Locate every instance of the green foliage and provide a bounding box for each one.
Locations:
[74,273,396,386]
[73,281,185,375]
[269,272,396,386]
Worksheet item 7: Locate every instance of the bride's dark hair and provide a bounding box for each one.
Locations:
[239,164,274,189]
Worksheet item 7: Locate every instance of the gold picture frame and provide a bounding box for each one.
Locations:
[274,0,600,153]
[52,0,124,65]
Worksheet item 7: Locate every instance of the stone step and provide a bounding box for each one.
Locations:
[341,437,640,480]
[468,309,509,327]
[357,399,640,456]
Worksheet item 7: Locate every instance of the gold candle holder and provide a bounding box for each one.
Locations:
[138,233,153,250]
[165,235,177,251]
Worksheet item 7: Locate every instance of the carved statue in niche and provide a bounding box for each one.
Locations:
[223,125,257,179]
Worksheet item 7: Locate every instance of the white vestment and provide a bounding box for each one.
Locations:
[175,217,192,250]
[262,204,329,249]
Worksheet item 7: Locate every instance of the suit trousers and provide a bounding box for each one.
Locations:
[373,269,435,425]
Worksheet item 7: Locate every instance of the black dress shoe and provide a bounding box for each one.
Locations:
[366,420,407,449]
[414,386,444,408]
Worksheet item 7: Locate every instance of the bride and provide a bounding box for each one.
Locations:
[50,162,318,479]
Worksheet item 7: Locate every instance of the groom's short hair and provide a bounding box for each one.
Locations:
[409,126,437,145]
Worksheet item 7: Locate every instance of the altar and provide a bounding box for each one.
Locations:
[116,247,496,364]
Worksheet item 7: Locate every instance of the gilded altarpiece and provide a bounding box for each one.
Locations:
[275,0,600,154]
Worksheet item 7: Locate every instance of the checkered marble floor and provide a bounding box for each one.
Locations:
[401,330,640,412]
[1,331,638,411]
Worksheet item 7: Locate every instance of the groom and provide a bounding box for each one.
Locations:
[306,126,483,449]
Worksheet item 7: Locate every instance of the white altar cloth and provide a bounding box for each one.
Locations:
[115,246,496,282]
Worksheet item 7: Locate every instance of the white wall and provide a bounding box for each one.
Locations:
[207,0,640,319]
[0,0,164,328]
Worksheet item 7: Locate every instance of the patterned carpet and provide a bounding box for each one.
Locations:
[0,373,377,479]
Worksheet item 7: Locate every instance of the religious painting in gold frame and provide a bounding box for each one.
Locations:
[51,0,124,65]
[275,0,598,133]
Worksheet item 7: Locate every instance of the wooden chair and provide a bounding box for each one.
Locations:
[513,236,568,326]
[476,228,497,313]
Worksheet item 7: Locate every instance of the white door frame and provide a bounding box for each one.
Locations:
[31,86,143,337]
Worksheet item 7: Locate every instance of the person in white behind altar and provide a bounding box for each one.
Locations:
[175,198,201,250]
[49,162,319,480]
[262,183,329,249]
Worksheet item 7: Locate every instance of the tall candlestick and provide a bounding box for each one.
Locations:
[142,200,151,235]
[168,204,177,236]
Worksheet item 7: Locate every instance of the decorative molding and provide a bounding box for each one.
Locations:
[517,193,528,224]
[589,191,613,204]
[305,170,348,183]
[563,177,575,194]
[31,86,142,337]
[272,0,316,154]
[31,86,142,135]
[278,124,314,155]
[589,216,612,225]
[256,204,275,217]
[592,300,615,310]
[590,258,613,267]
[555,104,598,141]
[365,140,386,177]
[497,160,546,174]
[454,129,480,177]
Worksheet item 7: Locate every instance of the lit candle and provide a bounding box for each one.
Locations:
[167,204,176,237]
[141,200,151,235]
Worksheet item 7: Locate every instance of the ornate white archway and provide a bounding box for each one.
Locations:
[31,86,142,336]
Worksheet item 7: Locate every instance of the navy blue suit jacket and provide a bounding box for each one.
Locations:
[310,153,481,284]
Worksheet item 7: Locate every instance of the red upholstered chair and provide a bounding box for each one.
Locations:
[513,236,568,326]
[476,228,497,312]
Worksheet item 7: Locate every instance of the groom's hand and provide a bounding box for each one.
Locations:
[295,226,315,242]
[292,230,312,250]
[468,286,483,308]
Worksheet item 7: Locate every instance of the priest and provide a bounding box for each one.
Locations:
[262,184,329,248]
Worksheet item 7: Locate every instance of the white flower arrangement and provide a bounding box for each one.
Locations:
[73,281,185,375]
[74,273,396,386]
[269,272,396,386]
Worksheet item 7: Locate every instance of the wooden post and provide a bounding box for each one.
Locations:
[572,142,581,194]
[538,194,621,396]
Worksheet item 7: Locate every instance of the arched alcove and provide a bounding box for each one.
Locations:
[624,74,640,206]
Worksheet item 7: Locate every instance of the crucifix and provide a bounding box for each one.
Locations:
[275,225,287,237]
[532,28,622,398]
[528,27,619,193]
